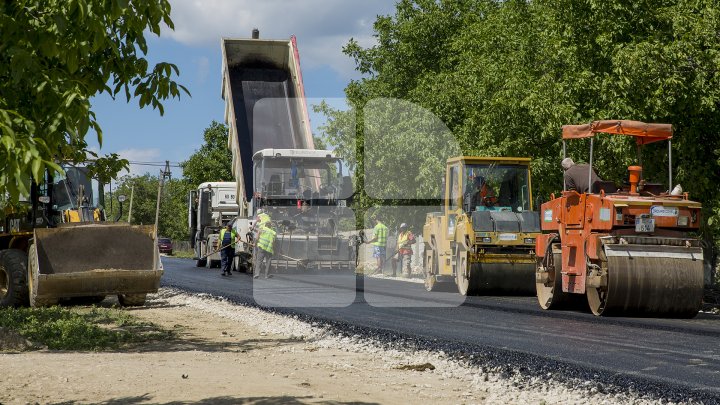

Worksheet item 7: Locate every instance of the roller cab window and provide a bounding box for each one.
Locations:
[463,164,530,213]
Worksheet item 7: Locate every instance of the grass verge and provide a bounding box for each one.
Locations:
[171,249,195,259]
[0,306,173,351]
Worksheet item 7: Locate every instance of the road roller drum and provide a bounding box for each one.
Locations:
[467,261,535,295]
[586,241,704,317]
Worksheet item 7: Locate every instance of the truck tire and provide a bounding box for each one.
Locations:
[27,245,58,307]
[118,293,146,307]
[0,249,29,307]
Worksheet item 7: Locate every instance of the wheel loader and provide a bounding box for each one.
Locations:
[0,165,163,308]
[423,157,541,295]
[535,120,704,317]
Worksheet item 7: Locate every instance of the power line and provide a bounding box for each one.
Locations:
[127,161,182,168]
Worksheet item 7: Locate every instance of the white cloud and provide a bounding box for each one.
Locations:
[164,0,395,78]
[116,148,163,177]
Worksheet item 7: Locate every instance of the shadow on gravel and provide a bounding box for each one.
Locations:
[51,395,379,404]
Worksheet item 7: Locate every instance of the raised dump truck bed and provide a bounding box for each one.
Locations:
[221,36,314,212]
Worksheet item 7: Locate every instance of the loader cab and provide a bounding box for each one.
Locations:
[45,166,106,224]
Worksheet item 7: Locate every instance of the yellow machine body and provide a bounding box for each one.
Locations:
[423,157,540,295]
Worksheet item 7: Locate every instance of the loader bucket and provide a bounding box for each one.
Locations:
[31,224,163,301]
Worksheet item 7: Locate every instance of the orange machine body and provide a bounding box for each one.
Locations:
[534,120,704,317]
[536,191,702,294]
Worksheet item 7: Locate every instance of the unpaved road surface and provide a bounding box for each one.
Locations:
[0,289,652,405]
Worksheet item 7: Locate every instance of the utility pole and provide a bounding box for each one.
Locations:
[127,185,135,224]
[154,161,171,238]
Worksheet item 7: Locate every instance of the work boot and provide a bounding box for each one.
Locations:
[221,272,227,277]
[253,274,259,279]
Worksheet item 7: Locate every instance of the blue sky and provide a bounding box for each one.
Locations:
[90,1,397,177]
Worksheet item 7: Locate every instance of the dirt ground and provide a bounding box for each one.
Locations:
[0,289,659,405]
[0,293,492,405]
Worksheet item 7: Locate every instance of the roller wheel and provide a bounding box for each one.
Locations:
[423,245,437,291]
[456,248,476,296]
[0,249,29,307]
[536,251,568,310]
[587,252,703,317]
[118,294,147,307]
[28,245,57,307]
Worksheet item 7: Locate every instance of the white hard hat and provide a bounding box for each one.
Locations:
[257,208,264,214]
[399,223,407,229]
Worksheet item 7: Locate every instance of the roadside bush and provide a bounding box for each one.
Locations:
[0,306,172,351]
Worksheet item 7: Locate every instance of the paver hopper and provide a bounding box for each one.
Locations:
[535,120,704,317]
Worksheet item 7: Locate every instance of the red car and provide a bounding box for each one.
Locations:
[158,237,173,255]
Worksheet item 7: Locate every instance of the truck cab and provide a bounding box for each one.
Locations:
[188,181,239,268]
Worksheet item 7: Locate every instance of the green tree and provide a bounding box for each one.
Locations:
[321,0,720,242]
[106,174,193,242]
[0,0,189,201]
[180,121,233,185]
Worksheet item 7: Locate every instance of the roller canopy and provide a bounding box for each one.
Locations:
[562,120,673,145]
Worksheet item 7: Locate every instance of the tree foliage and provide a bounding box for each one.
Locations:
[0,0,189,201]
[320,0,720,241]
[105,174,193,242]
[180,121,233,186]
[104,121,235,243]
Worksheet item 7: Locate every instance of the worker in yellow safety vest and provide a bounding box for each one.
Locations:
[249,209,271,255]
[367,217,388,275]
[254,220,277,279]
[219,223,238,276]
[391,223,416,278]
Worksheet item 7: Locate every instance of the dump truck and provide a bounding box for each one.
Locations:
[188,181,239,268]
[535,120,704,317]
[220,32,356,272]
[423,157,541,295]
[0,164,163,307]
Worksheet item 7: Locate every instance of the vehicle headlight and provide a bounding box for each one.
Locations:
[524,238,536,244]
[482,237,492,243]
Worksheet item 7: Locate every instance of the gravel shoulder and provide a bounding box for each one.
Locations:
[0,288,691,404]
